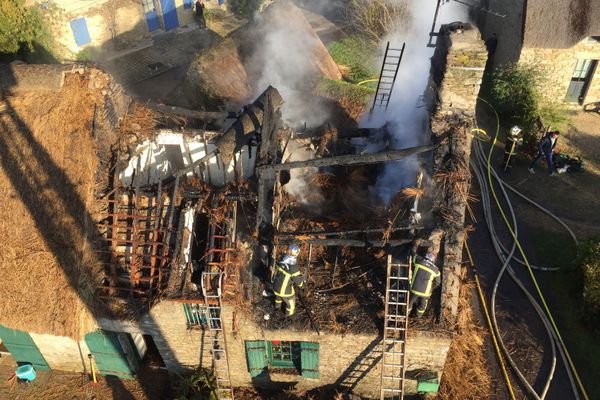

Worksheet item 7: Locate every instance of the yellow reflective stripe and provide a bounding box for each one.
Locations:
[274,291,295,298]
[277,267,301,277]
[287,299,295,315]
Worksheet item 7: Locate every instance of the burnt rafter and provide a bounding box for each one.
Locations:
[95,165,179,304]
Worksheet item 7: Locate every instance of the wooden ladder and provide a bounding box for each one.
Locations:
[380,255,411,400]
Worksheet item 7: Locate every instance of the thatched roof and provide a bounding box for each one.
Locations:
[186,0,341,107]
[523,0,600,48]
[0,69,106,339]
[0,64,74,92]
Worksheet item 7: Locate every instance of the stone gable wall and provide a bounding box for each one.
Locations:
[519,39,600,105]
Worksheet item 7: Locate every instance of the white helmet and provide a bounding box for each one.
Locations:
[510,126,522,136]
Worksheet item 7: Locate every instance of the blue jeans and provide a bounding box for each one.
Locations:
[529,151,554,174]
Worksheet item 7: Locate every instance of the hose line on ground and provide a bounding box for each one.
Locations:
[471,140,557,399]
[464,240,517,400]
[477,97,589,400]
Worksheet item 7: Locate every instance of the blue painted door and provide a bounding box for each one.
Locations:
[142,0,161,32]
[160,0,180,31]
[70,17,91,47]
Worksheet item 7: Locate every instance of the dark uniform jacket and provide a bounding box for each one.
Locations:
[411,256,441,297]
[539,133,557,154]
[273,255,303,297]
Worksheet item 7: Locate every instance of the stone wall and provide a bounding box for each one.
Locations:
[29,334,91,372]
[224,306,452,398]
[98,300,212,371]
[428,25,487,322]
[519,38,600,106]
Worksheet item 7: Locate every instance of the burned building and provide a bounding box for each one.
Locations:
[0,8,486,400]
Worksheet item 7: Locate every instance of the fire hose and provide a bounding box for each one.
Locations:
[470,98,588,400]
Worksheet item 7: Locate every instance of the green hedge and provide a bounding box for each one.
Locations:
[577,237,600,332]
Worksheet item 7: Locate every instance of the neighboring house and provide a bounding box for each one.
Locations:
[37,0,225,57]
[478,0,600,106]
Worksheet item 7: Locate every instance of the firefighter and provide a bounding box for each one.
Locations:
[409,251,441,317]
[263,245,303,316]
[502,125,523,172]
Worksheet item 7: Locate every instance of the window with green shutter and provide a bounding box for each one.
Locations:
[245,340,320,378]
[245,340,268,378]
[266,341,301,369]
[182,303,207,328]
[300,342,320,379]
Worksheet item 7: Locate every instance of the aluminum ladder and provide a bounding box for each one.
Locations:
[201,216,235,400]
[380,255,411,400]
[371,42,406,112]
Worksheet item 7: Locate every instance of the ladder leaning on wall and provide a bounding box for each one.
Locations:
[380,255,411,400]
[201,206,237,400]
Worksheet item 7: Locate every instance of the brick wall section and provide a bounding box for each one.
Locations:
[29,333,91,372]
[428,25,487,322]
[519,39,600,105]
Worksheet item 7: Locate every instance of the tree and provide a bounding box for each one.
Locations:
[0,0,47,54]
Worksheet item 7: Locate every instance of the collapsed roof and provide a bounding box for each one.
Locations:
[185,0,341,108]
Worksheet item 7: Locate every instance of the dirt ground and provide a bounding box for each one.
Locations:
[0,355,171,400]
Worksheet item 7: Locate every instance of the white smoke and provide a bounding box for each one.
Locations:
[280,140,322,205]
[364,0,469,204]
[250,2,333,129]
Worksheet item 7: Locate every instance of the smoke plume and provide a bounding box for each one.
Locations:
[365,0,469,204]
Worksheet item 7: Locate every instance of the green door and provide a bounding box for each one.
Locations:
[0,325,50,371]
[84,330,139,379]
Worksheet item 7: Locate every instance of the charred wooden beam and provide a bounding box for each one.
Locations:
[144,102,235,122]
[215,86,284,165]
[276,225,422,237]
[278,238,412,247]
[257,144,435,172]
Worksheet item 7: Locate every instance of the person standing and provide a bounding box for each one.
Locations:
[503,125,523,172]
[409,251,441,317]
[263,245,303,317]
[529,130,560,176]
[195,0,206,28]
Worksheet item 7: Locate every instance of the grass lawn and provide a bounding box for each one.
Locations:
[328,35,378,84]
[531,230,600,399]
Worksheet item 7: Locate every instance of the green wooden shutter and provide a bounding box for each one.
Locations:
[84,330,136,379]
[300,342,320,379]
[0,325,50,371]
[245,340,267,378]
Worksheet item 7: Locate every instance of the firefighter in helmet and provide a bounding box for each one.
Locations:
[263,245,303,316]
[409,251,441,317]
[503,125,523,172]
